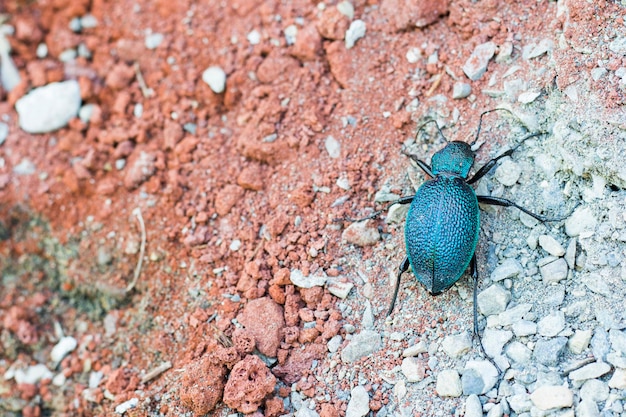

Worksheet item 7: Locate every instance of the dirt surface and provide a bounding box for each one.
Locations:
[1,0,626,416]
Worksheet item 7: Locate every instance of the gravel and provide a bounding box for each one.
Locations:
[15,80,82,133]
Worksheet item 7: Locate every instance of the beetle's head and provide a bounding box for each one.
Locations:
[431,141,475,178]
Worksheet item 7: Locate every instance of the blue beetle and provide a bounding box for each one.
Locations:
[345,109,565,366]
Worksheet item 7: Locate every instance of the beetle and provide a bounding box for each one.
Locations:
[344,109,566,367]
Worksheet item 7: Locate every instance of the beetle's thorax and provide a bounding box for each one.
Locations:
[431,141,475,178]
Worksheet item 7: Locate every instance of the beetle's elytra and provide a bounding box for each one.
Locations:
[344,109,568,371]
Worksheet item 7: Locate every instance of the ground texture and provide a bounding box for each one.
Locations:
[1,0,626,416]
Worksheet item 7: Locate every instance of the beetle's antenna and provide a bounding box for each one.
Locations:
[415,119,448,144]
[471,108,516,146]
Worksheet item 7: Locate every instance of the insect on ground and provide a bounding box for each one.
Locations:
[340,108,573,374]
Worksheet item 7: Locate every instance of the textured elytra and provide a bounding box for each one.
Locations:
[404,174,480,294]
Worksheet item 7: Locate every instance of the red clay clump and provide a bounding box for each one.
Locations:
[223,354,277,414]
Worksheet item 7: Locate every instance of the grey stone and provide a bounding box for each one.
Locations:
[529,385,573,410]
[608,368,626,389]
[486,403,503,417]
[490,258,523,282]
[341,220,380,246]
[538,235,566,257]
[462,360,499,395]
[482,329,513,358]
[524,39,553,59]
[495,158,522,186]
[341,330,381,362]
[609,329,626,356]
[463,42,496,81]
[568,361,611,381]
[609,37,626,55]
[576,399,600,417]
[565,207,597,237]
[512,320,537,337]
[436,370,462,397]
[537,311,566,337]
[464,394,483,417]
[346,385,370,417]
[452,82,471,99]
[505,341,532,365]
[591,327,610,361]
[579,379,609,402]
[402,341,427,357]
[533,337,567,366]
[325,135,341,158]
[497,303,532,326]
[326,279,354,299]
[401,357,425,382]
[442,332,472,358]
[477,284,511,316]
[290,269,327,288]
[568,329,592,354]
[508,393,532,413]
[582,273,611,296]
[539,258,568,283]
[16,80,82,133]
[327,335,343,353]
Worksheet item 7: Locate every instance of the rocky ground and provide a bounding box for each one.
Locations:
[1,0,626,416]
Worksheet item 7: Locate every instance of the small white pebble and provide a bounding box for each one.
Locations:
[201,66,227,94]
[247,30,261,45]
[284,25,297,45]
[145,33,164,49]
[51,336,78,363]
[406,47,421,63]
[36,43,48,58]
[345,20,366,49]
[115,398,139,414]
[230,239,242,251]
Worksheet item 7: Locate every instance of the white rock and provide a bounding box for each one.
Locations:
[539,258,568,283]
[0,122,8,145]
[400,357,423,382]
[568,329,592,354]
[530,385,573,410]
[436,370,462,397]
[0,35,21,92]
[464,394,483,417]
[462,42,496,81]
[14,364,53,384]
[345,20,366,49]
[326,278,354,299]
[284,25,297,45]
[569,362,611,381]
[247,30,261,45]
[325,135,341,158]
[16,80,82,133]
[346,385,370,417]
[608,368,626,389]
[442,332,472,358]
[537,311,566,337]
[565,206,597,237]
[402,341,427,357]
[145,33,163,49]
[518,91,541,104]
[115,398,139,414]
[495,158,522,186]
[290,269,327,288]
[477,284,511,316]
[538,235,565,257]
[51,336,78,363]
[201,66,227,94]
[490,258,522,282]
[452,82,471,99]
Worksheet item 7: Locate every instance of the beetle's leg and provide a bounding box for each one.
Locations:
[386,256,410,317]
[477,195,568,222]
[467,132,545,184]
[337,195,414,223]
[401,149,435,178]
[472,255,503,376]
